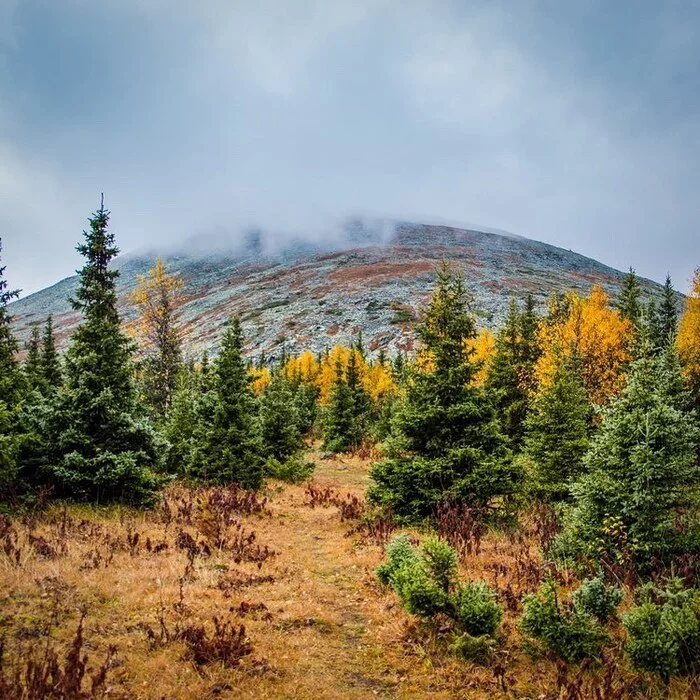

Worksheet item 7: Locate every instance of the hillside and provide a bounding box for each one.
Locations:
[9,220,666,359]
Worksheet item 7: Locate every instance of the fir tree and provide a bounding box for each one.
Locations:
[23,324,44,393]
[524,351,591,501]
[260,371,303,462]
[323,358,357,453]
[40,315,62,392]
[164,362,197,474]
[618,267,643,328]
[289,372,318,436]
[0,239,22,492]
[0,238,21,406]
[557,342,700,568]
[368,264,517,521]
[45,201,161,504]
[486,298,540,450]
[190,317,264,488]
[658,274,678,347]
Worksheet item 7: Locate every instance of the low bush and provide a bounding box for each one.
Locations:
[265,454,315,484]
[571,575,623,622]
[519,577,607,663]
[376,535,503,660]
[454,582,503,637]
[623,580,700,681]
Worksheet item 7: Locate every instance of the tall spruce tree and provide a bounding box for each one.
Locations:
[260,370,303,462]
[368,264,517,520]
[0,239,22,492]
[323,358,357,453]
[40,315,62,392]
[23,324,44,393]
[46,202,160,504]
[618,267,643,328]
[557,341,700,568]
[0,238,21,404]
[659,274,678,346]
[486,297,540,450]
[523,350,591,501]
[190,317,264,488]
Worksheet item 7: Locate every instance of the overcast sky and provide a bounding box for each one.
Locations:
[1,0,699,296]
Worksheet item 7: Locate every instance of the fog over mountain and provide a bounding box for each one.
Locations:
[9,219,677,361]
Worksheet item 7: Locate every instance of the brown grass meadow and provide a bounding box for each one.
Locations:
[1,449,698,699]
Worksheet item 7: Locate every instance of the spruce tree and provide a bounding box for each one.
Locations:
[46,202,160,504]
[0,238,21,405]
[260,371,303,462]
[0,239,21,492]
[190,317,264,488]
[40,315,62,392]
[618,267,643,328]
[523,351,591,501]
[164,362,199,474]
[23,324,44,393]
[323,358,357,453]
[557,342,699,568]
[486,298,540,450]
[289,371,319,436]
[369,264,517,521]
[658,274,678,347]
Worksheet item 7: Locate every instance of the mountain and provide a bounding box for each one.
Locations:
[8,220,669,360]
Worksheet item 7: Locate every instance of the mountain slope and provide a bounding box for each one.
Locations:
[9,221,667,359]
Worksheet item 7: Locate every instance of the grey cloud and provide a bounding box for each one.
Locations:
[1,0,698,296]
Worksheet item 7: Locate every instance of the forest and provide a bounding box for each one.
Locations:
[1,204,700,698]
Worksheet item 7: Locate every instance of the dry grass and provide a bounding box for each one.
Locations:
[0,451,698,698]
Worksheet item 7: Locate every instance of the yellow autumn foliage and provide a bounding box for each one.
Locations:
[677,268,700,383]
[469,328,497,385]
[414,328,495,386]
[283,344,396,405]
[250,366,272,394]
[535,285,633,405]
[127,257,184,349]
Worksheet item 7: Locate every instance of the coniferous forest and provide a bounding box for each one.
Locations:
[1,205,700,697]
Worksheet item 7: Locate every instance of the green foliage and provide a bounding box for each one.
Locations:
[322,351,370,453]
[40,315,62,392]
[486,296,540,450]
[369,264,518,521]
[420,536,458,592]
[519,577,607,663]
[571,575,623,622]
[449,632,495,663]
[618,267,643,327]
[23,324,44,394]
[260,372,303,462]
[375,534,420,586]
[376,535,503,646]
[41,204,161,504]
[454,581,503,637]
[556,346,700,568]
[290,378,319,436]
[524,352,591,501]
[623,581,700,680]
[264,453,315,484]
[391,558,450,618]
[189,317,264,488]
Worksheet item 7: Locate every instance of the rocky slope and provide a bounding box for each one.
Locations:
[9,220,668,360]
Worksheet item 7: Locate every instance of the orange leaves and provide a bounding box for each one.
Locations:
[535,286,633,405]
[677,268,700,382]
